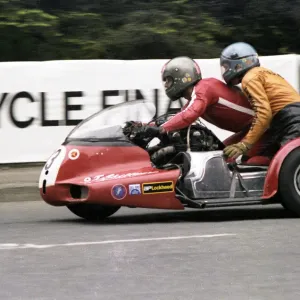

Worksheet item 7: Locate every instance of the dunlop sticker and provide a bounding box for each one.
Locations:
[142,181,174,194]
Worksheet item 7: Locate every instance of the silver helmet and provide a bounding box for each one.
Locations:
[161,56,202,101]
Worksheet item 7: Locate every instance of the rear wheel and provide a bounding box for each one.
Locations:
[67,203,121,221]
[279,148,300,217]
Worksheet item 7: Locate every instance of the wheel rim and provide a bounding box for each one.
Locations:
[293,164,300,195]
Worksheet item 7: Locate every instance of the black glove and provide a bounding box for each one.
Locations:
[133,124,162,139]
[122,121,142,136]
[123,121,142,128]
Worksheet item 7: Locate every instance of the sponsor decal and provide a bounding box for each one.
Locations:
[142,181,174,194]
[111,184,127,200]
[83,171,158,183]
[68,149,80,160]
[128,184,141,195]
[182,73,192,83]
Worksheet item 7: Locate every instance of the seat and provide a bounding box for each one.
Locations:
[245,156,271,166]
[227,156,270,172]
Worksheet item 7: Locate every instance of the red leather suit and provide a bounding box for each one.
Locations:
[162,78,254,132]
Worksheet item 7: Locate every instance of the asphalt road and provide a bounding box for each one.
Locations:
[1,200,300,300]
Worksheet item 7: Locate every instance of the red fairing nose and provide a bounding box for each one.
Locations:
[39,144,185,210]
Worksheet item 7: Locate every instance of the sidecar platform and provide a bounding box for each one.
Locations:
[176,151,274,208]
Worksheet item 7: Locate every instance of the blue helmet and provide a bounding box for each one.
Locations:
[220,42,260,85]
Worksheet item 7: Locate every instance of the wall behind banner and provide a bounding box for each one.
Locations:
[0,54,299,163]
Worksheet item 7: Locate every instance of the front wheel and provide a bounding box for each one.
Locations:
[67,203,121,221]
[279,147,300,217]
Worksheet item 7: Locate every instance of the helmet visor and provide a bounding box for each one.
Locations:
[163,76,174,90]
[221,63,229,75]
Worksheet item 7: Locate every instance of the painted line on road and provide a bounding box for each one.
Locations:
[0,233,236,250]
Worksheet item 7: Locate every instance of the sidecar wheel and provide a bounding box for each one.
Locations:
[67,203,121,221]
[279,148,300,217]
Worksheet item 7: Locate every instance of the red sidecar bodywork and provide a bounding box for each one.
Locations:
[39,143,184,210]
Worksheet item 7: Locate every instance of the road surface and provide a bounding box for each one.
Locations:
[0,200,299,300]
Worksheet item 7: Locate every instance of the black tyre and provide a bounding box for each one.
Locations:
[279,147,300,217]
[67,203,120,221]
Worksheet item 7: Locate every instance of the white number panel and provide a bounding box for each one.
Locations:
[38,146,66,188]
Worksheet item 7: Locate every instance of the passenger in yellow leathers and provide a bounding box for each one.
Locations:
[220,42,300,159]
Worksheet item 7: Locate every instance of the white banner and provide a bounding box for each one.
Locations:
[0,54,299,163]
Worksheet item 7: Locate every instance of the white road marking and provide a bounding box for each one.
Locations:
[0,233,236,250]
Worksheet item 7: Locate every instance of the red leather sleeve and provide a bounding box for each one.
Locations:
[181,102,189,110]
[161,89,208,132]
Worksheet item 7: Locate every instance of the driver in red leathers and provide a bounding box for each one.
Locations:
[134,56,271,160]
